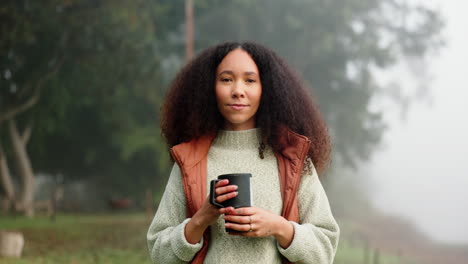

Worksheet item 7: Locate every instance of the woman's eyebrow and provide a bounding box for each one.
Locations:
[218,70,258,76]
[218,70,234,76]
[244,71,258,76]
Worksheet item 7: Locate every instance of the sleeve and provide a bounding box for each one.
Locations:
[277,163,340,264]
[147,163,204,263]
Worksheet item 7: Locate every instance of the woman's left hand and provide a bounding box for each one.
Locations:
[220,207,294,248]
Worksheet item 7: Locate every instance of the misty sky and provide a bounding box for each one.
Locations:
[367,0,468,244]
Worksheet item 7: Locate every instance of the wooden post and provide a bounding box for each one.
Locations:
[185,0,194,61]
[50,185,64,221]
[363,240,370,264]
[373,248,380,264]
[145,189,154,220]
[397,248,403,264]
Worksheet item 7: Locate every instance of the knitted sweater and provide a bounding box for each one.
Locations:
[147,128,340,263]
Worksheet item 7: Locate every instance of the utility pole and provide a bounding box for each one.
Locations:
[185,0,194,61]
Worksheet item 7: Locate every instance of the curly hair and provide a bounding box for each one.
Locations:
[161,41,331,174]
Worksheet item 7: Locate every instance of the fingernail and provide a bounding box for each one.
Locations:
[233,185,238,190]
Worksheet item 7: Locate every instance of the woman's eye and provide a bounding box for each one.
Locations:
[246,79,256,83]
[221,78,232,82]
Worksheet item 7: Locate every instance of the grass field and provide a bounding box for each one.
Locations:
[334,240,419,264]
[0,213,418,264]
[0,213,151,264]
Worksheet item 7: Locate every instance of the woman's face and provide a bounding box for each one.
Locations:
[215,49,262,131]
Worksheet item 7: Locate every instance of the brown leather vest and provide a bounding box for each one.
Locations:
[170,127,311,264]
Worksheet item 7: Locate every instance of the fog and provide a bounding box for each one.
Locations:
[367,0,468,244]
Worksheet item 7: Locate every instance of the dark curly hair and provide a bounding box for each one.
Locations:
[161,41,331,174]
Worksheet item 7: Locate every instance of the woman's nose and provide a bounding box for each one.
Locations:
[231,82,245,98]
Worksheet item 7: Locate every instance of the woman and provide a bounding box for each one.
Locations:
[147,42,340,264]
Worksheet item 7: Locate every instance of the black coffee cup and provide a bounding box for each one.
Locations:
[209,173,252,233]
[209,173,252,209]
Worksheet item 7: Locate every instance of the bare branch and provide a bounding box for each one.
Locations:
[35,54,66,95]
[0,54,65,124]
[21,121,33,145]
[0,92,40,124]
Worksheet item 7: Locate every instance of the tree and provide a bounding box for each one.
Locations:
[175,0,444,220]
[0,0,67,216]
[0,0,177,214]
[191,0,443,168]
[27,0,179,199]
[0,0,444,215]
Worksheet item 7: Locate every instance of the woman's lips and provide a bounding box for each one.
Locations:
[227,104,249,110]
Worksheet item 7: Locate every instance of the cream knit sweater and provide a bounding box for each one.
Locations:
[147,129,340,263]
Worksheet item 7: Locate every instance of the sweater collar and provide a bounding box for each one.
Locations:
[211,128,261,150]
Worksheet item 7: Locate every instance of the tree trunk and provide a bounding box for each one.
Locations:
[8,119,35,217]
[0,131,16,213]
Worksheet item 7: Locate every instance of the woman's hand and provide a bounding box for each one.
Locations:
[220,207,295,248]
[185,179,237,244]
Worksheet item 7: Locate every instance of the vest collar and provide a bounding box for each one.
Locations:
[171,127,311,167]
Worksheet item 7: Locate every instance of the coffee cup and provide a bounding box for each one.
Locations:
[209,173,252,233]
[209,173,252,208]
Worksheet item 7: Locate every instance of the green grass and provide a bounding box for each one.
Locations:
[334,238,420,264]
[1,213,422,264]
[0,213,151,264]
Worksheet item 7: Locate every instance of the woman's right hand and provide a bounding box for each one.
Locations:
[199,179,238,226]
[184,179,237,244]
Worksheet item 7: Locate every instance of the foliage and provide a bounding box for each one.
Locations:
[0,0,443,198]
[1,0,177,197]
[0,1,64,115]
[192,0,443,168]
